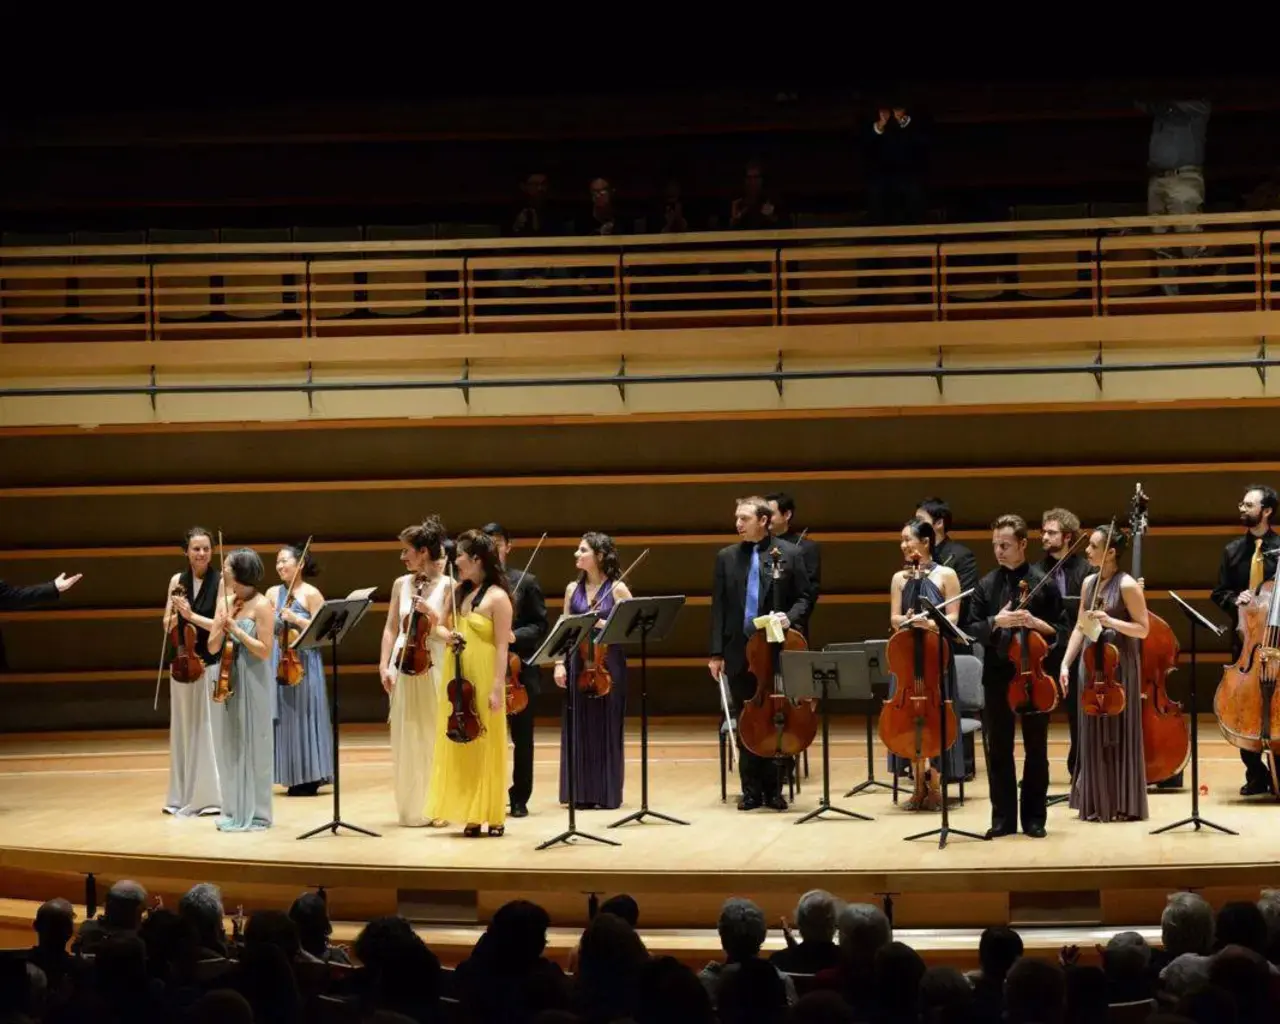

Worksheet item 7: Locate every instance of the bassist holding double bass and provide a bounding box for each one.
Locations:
[708,496,813,811]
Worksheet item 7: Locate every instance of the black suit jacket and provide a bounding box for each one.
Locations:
[507,568,549,697]
[777,531,821,636]
[1036,553,1089,673]
[0,578,59,671]
[710,537,813,679]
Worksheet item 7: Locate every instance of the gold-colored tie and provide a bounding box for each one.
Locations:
[1249,537,1265,592]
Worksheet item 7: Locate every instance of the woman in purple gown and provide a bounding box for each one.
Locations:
[554,533,632,810]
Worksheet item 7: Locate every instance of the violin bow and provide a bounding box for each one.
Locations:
[1088,519,1118,614]
[153,585,177,712]
[1016,531,1091,611]
[282,536,313,614]
[587,548,650,614]
[898,588,975,630]
[509,532,548,602]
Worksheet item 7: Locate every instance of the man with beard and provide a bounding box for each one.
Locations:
[1037,508,1090,782]
[1211,485,1280,795]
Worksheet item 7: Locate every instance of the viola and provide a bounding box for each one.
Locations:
[1080,522,1126,718]
[444,575,484,744]
[276,536,313,687]
[1130,484,1190,783]
[396,573,435,677]
[1214,560,1280,783]
[879,558,960,788]
[574,549,649,699]
[213,533,237,705]
[168,582,205,684]
[1005,578,1060,715]
[504,534,547,716]
[737,546,818,760]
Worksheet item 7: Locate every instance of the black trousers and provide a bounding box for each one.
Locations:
[508,703,535,806]
[730,671,786,800]
[983,673,1050,832]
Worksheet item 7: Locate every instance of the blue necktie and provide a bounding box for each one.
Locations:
[744,547,761,632]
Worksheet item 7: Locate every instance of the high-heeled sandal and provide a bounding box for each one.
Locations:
[463,823,482,838]
[488,824,505,837]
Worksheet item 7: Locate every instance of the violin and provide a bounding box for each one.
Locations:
[213,532,236,705]
[1005,568,1069,716]
[1214,547,1280,784]
[275,536,312,687]
[167,583,205,684]
[879,557,960,802]
[737,546,818,760]
[505,533,547,716]
[444,569,484,744]
[1130,484,1190,783]
[396,573,435,678]
[575,549,649,698]
[1080,520,1127,718]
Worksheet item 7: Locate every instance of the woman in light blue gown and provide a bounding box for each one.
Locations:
[207,548,277,832]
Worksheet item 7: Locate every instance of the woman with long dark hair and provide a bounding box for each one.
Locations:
[267,544,331,797]
[427,530,513,836]
[554,532,632,810]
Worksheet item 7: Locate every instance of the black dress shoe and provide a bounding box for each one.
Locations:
[509,803,529,818]
[1240,779,1275,797]
[737,794,763,811]
[1023,824,1047,838]
[765,794,788,812]
[984,826,1016,840]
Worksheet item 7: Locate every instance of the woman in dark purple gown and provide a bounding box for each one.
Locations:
[554,533,631,810]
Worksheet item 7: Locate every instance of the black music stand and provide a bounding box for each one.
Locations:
[782,650,874,824]
[1150,592,1236,836]
[605,596,690,829]
[535,613,619,851]
[903,599,989,848]
[296,592,379,840]
[829,641,897,799]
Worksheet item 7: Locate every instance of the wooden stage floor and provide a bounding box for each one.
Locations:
[1,720,1277,929]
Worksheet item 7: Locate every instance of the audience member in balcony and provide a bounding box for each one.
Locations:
[28,897,81,997]
[659,179,691,234]
[770,889,843,975]
[813,902,892,1018]
[700,898,798,1010]
[512,171,557,237]
[178,882,230,961]
[969,926,1024,1022]
[1138,99,1210,295]
[634,956,715,1024]
[866,102,928,226]
[586,177,624,236]
[289,891,352,965]
[163,526,223,818]
[1100,931,1155,1004]
[730,160,782,231]
[207,547,277,833]
[74,879,148,955]
[1156,892,1215,973]
[572,911,650,1023]
[269,543,332,798]
[915,498,978,619]
[455,900,569,1023]
[1004,958,1066,1024]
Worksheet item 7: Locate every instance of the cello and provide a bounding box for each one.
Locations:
[275,536,313,687]
[1129,484,1191,783]
[444,566,484,744]
[504,532,548,715]
[737,546,817,760]
[576,549,650,699]
[879,556,961,808]
[1214,552,1280,791]
[1081,520,1127,718]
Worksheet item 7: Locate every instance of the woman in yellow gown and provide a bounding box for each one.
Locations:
[426,529,514,837]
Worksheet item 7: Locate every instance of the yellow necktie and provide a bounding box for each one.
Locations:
[1249,537,1265,592]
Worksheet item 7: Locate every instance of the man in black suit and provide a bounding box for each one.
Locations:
[483,523,549,818]
[0,571,82,670]
[916,497,978,620]
[1036,507,1090,782]
[708,496,813,811]
[765,491,821,639]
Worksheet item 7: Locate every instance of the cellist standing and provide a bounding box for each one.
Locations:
[708,496,812,812]
[966,515,1063,839]
[1211,485,1280,797]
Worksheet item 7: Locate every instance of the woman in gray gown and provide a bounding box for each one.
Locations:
[207,548,277,832]
[1058,525,1150,823]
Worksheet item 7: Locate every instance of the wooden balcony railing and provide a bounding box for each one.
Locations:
[3,210,1280,343]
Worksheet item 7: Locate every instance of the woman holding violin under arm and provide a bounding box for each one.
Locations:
[427,530,513,837]
[1059,526,1150,823]
[378,517,451,827]
[267,544,331,798]
[554,533,632,811]
[206,548,276,832]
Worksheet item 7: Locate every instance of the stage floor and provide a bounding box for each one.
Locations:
[0,720,1277,928]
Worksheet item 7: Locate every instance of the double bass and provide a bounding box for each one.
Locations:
[879,557,961,805]
[1081,520,1126,718]
[444,568,483,744]
[1129,484,1191,783]
[737,546,817,759]
[1214,548,1280,790]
